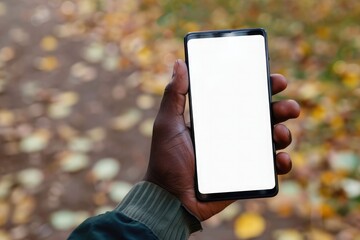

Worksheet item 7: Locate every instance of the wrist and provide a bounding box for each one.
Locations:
[115,181,202,239]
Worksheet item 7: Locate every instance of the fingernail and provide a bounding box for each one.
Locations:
[172,60,179,80]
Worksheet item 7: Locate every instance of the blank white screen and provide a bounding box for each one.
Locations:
[188,34,275,194]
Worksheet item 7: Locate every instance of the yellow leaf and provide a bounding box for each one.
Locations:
[276,202,294,217]
[311,105,326,121]
[12,195,36,224]
[37,56,59,71]
[86,127,106,142]
[48,103,71,119]
[136,94,155,110]
[136,46,152,67]
[59,152,89,172]
[0,110,15,126]
[183,22,200,32]
[40,36,58,51]
[111,109,142,131]
[332,60,347,75]
[273,229,304,240]
[234,212,266,239]
[307,229,333,240]
[78,0,96,15]
[56,91,79,106]
[292,152,306,168]
[320,171,341,186]
[140,73,168,95]
[316,26,330,39]
[330,115,344,130]
[319,202,335,218]
[0,47,15,62]
[299,82,320,99]
[342,73,359,88]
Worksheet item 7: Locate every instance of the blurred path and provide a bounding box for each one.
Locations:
[1,1,156,239]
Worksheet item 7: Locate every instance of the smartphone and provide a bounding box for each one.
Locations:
[184,28,277,201]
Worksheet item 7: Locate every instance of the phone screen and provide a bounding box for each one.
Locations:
[185,29,277,201]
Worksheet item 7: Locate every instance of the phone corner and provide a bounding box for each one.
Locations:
[184,32,194,42]
[271,185,279,197]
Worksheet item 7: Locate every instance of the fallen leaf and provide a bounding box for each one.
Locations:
[139,118,154,137]
[273,229,304,240]
[59,152,89,172]
[330,152,359,172]
[48,103,71,119]
[31,5,50,26]
[48,91,79,119]
[84,42,104,63]
[70,62,97,82]
[341,178,360,198]
[86,127,106,142]
[36,56,59,71]
[40,36,58,51]
[0,110,15,127]
[136,94,155,110]
[56,91,79,106]
[17,168,44,189]
[68,137,93,152]
[102,56,119,71]
[280,180,302,198]
[50,210,76,230]
[109,181,133,203]
[12,195,35,224]
[20,82,40,100]
[78,0,97,15]
[234,212,266,239]
[19,129,51,153]
[111,109,142,131]
[0,47,15,62]
[9,27,29,45]
[92,158,121,181]
[307,228,333,240]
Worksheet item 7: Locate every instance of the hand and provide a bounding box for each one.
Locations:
[144,59,300,221]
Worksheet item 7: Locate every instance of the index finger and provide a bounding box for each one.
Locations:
[271,74,287,95]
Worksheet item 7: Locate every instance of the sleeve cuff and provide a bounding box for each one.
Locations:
[114,181,202,240]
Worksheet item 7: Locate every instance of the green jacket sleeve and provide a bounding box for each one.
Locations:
[68,211,158,240]
[68,181,202,240]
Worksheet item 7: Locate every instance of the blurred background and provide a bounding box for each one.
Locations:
[0,0,360,239]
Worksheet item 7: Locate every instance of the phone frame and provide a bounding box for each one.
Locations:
[184,28,278,201]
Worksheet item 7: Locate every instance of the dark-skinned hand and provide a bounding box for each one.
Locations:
[144,59,301,221]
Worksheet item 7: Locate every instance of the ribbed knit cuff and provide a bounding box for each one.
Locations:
[115,181,202,240]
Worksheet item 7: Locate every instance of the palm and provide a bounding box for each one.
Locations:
[147,115,233,221]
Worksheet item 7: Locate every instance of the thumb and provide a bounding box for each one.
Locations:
[158,59,189,117]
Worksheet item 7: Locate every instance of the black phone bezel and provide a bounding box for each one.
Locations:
[184,28,278,201]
